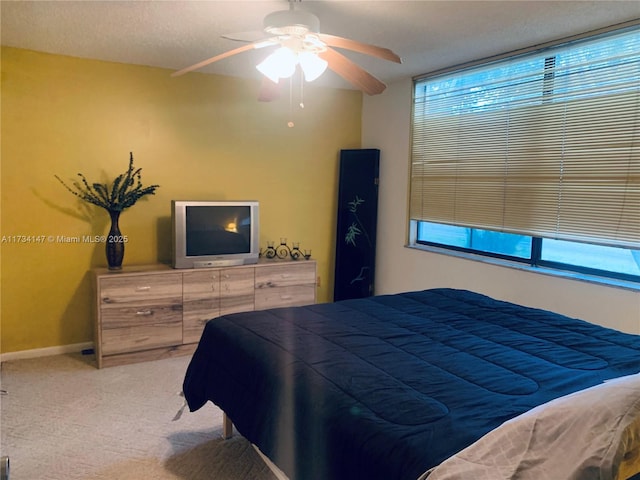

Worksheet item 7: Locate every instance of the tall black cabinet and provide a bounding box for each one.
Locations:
[333,149,380,301]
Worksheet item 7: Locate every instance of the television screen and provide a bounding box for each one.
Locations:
[185,205,251,256]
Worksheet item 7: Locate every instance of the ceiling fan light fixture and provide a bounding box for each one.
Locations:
[298,51,328,82]
[256,46,297,83]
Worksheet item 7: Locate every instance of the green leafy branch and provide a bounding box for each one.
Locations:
[55,152,159,212]
[345,222,361,246]
[344,195,372,248]
[348,195,364,213]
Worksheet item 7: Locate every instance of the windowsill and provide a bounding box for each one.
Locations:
[406,243,640,293]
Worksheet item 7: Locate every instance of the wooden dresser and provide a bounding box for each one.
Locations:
[93,260,317,368]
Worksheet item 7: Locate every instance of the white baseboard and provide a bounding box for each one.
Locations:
[0,342,93,363]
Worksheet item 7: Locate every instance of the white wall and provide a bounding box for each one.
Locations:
[362,78,640,335]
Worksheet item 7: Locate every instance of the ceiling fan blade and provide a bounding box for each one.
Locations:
[318,33,402,64]
[258,77,281,102]
[171,42,267,77]
[319,47,387,95]
[221,30,266,43]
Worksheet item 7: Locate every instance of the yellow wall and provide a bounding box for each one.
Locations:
[0,47,362,353]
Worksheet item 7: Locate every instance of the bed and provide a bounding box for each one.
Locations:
[182,288,640,480]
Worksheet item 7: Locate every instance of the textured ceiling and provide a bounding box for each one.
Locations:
[2,1,640,90]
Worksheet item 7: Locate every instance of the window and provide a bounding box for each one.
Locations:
[410,23,640,283]
[415,221,640,282]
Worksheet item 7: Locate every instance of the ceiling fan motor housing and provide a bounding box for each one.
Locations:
[263,10,321,36]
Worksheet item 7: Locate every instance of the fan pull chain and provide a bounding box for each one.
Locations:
[287,68,306,128]
[299,70,305,109]
[288,75,295,127]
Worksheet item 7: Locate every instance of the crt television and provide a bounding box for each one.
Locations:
[171,200,260,269]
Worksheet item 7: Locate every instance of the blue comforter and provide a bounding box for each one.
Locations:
[183,288,640,480]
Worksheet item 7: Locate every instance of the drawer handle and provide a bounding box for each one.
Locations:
[280,274,292,279]
[280,295,292,300]
[136,310,153,316]
[135,286,151,292]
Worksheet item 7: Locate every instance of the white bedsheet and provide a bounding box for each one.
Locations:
[421,373,640,480]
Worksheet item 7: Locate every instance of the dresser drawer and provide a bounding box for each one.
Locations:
[183,270,220,299]
[101,320,182,355]
[99,273,182,307]
[255,284,316,310]
[255,262,316,289]
[100,303,182,328]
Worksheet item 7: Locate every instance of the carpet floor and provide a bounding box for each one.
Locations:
[0,352,277,480]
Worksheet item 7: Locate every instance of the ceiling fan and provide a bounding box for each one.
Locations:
[171,0,402,101]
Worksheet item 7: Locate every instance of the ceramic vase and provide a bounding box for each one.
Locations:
[106,210,124,270]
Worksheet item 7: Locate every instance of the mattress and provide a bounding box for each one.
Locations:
[183,288,640,480]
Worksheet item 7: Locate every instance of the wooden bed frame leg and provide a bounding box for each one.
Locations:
[222,412,233,439]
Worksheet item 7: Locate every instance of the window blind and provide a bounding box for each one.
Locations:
[411,25,640,248]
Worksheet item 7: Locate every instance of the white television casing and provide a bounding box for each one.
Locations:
[171,200,260,269]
